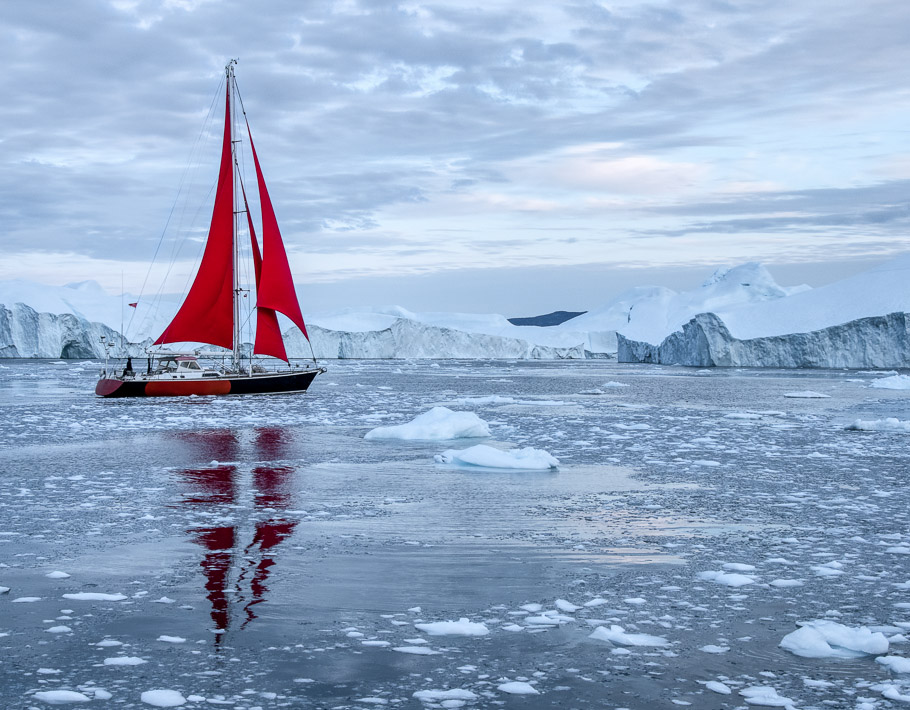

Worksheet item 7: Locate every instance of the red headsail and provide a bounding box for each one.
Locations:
[245,118,310,343]
[241,179,288,362]
[155,85,235,350]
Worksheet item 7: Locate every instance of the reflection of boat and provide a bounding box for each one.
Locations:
[96,60,323,398]
[178,429,298,643]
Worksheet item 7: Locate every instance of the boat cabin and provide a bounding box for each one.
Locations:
[153,355,210,379]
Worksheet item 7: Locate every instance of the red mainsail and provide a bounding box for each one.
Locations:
[245,118,310,343]
[155,85,235,350]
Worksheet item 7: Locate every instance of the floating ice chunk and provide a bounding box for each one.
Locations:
[877,656,910,673]
[698,570,756,587]
[555,599,580,612]
[104,656,147,666]
[361,640,391,647]
[739,685,795,707]
[152,597,175,604]
[447,395,516,406]
[413,689,478,702]
[415,618,489,636]
[62,592,127,601]
[871,375,910,390]
[847,418,910,432]
[602,381,628,388]
[589,625,669,647]
[392,646,441,655]
[33,690,91,704]
[770,579,804,588]
[0,586,9,594]
[783,390,831,398]
[157,635,186,643]
[12,596,41,602]
[583,597,608,607]
[95,639,123,647]
[883,685,910,703]
[705,681,732,694]
[46,626,72,633]
[723,562,756,572]
[140,689,186,707]
[725,412,761,420]
[699,645,730,653]
[497,681,539,695]
[45,571,71,579]
[434,444,558,470]
[780,620,889,658]
[365,407,490,440]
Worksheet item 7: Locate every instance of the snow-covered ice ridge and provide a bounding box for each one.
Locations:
[2,256,909,363]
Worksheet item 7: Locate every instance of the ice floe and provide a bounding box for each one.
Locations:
[870,374,910,390]
[434,444,559,470]
[847,418,910,432]
[140,689,187,707]
[497,681,539,695]
[588,624,670,647]
[33,690,92,704]
[697,570,756,587]
[780,620,889,658]
[414,618,489,636]
[365,406,490,440]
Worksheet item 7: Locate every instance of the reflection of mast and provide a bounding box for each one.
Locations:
[177,428,298,646]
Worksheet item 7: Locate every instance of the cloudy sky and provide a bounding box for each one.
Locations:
[2,0,909,314]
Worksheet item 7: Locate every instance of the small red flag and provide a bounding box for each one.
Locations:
[128,302,138,308]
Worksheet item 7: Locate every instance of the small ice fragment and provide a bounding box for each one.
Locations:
[33,690,91,704]
[555,599,580,612]
[497,681,539,695]
[45,625,72,633]
[104,656,147,666]
[140,689,186,707]
[62,592,127,601]
[392,646,441,655]
[413,689,478,702]
[780,620,889,658]
[877,655,910,673]
[589,625,669,647]
[414,618,489,636]
[152,597,176,604]
[157,635,186,643]
[12,596,41,602]
[783,391,830,398]
[739,685,794,707]
[699,645,730,654]
[698,570,756,587]
[46,571,71,579]
[705,681,731,694]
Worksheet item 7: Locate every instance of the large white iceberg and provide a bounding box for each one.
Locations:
[779,619,889,658]
[364,407,490,440]
[434,444,559,470]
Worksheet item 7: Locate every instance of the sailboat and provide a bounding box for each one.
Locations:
[96,61,324,398]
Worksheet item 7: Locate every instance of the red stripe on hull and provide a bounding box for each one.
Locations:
[145,380,232,397]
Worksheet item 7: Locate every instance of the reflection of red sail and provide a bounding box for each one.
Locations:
[239,520,298,627]
[177,431,297,644]
[181,465,237,505]
[191,527,236,639]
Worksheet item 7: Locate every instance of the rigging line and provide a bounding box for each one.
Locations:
[129,75,225,341]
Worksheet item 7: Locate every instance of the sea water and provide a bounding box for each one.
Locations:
[1,359,909,708]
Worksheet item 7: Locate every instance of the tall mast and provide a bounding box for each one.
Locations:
[228,60,241,368]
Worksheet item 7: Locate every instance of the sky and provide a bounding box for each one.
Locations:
[2,0,909,315]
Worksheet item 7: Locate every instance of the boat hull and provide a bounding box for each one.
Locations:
[95,369,321,398]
